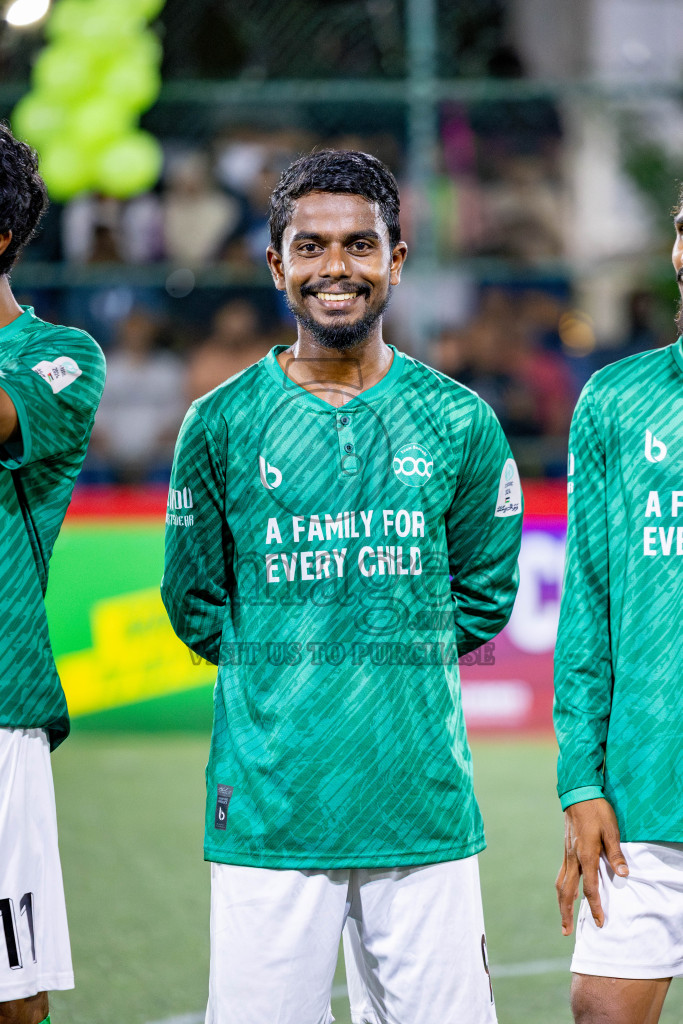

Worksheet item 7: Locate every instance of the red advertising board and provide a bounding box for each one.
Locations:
[63,481,567,733]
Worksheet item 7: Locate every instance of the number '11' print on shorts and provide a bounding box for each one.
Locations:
[0,894,36,969]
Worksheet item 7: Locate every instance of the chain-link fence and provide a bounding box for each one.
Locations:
[0,0,681,478]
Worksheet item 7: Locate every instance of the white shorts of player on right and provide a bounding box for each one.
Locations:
[572,841,683,979]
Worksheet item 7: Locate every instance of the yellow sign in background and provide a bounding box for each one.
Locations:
[59,587,216,717]
[45,521,215,723]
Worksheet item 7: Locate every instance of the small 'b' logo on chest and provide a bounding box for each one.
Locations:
[645,429,667,463]
[259,455,282,489]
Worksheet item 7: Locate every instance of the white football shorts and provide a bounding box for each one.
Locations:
[0,727,73,1001]
[572,840,683,979]
[205,854,497,1024]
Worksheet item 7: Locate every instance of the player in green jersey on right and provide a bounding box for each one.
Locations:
[554,190,683,1024]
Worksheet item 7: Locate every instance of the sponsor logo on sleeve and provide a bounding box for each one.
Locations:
[166,485,194,527]
[494,458,522,517]
[31,356,82,394]
[393,443,433,487]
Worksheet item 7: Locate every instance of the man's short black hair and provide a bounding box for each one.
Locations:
[0,122,48,277]
[674,181,683,216]
[269,149,401,252]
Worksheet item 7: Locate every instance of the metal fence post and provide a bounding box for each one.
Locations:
[405,0,439,358]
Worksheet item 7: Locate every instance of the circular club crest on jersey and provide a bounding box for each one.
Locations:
[393,443,434,487]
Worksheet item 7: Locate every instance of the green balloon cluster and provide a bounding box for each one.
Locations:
[12,0,165,201]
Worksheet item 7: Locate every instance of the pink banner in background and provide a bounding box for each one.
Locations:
[462,482,566,733]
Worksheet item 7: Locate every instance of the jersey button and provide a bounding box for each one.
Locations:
[340,415,350,425]
[344,442,354,453]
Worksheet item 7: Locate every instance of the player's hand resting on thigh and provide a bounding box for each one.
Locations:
[556,798,629,935]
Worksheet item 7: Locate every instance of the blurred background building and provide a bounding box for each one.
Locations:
[2,0,682,482]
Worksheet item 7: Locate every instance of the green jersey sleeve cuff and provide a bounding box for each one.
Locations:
[560,786,604,811]
[0,380,32,469]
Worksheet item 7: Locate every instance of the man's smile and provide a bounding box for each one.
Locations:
[312,291,364,310]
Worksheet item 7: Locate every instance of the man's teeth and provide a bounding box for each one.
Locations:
[316,292,357,302]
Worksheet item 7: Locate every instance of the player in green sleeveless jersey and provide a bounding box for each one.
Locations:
[554,192,683,1023]
[0,126,105,1023]
[163,150,522,1024]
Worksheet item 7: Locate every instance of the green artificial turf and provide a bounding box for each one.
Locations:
[48,735,682,1024]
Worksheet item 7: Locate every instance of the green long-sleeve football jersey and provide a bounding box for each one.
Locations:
[0,306,105,749]
[162,344,523,868]
[555,338,683,840]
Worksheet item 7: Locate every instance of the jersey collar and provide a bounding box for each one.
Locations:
[672,336,683,378]
[263,342,405,410]
[0,305,35,345]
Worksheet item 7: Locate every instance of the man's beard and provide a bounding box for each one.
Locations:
[676,296,683,336]
[287,290,391,351]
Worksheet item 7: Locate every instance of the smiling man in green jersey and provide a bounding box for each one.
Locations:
[162,149,523,1024]
[0,126,105,1024]
[554,191,683,1024]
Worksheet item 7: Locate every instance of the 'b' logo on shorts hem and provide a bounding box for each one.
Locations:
[481,934,494,1003]
[393,443,433,487]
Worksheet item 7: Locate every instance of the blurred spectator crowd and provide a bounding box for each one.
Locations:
[72,278,667,484]
[36,89,566,273]
[83,300,276,484]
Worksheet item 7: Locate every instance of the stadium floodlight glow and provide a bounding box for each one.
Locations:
[5,0,51,27]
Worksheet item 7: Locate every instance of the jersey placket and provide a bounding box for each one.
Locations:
[335,409,361,477]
